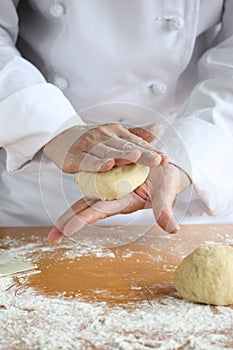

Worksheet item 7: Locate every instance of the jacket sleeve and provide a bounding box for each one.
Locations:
[0,0,85,173]
[158,0,233,217]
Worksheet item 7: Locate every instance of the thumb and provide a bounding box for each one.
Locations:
[128,122,163,142]
[151,184,179,234]
[149,165,180,234]
[155,206,179,234]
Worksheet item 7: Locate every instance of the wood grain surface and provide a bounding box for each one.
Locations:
[1,224,233,303]
[1,224,233,349]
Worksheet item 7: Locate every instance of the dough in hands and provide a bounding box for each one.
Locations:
[76,164,150,201]
[174,244,233,306]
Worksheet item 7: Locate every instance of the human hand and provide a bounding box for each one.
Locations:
[43,122,166,173]
[48,163,191,244]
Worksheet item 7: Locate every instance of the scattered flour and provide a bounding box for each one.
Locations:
[1,276,233,350]
[1,233,233,350]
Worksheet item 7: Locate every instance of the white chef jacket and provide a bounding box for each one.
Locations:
[0,0,233,226]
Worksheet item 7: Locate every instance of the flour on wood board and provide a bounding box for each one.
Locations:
[1,230,233,350]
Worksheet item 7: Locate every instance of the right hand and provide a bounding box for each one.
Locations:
[48,162,191,244]
[43,122,167,173]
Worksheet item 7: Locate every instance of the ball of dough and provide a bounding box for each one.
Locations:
[174,245,233,306]
[76,164,149,201]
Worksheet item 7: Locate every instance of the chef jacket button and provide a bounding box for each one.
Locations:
[53,76,69,90]
[168,16,184,30]
[49,3,65,18]
[151,82,167,96]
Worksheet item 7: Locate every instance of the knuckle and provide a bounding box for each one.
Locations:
[114,123,125,131]
[95,125,105,133]
[78,135,92,150]
[136,137,147,146]
[62,165,70,174]
[95,125,112,136]
[123,142,134,151]
[108,122,124,132]
[62,160,78,174]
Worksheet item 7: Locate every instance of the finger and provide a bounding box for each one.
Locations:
[62,152,115,173]
[63,196,132,236]
[118,130,166,166]
[134,181,150,202]
[114,158,136,165]
[149,167,179,233]
[48,198,97,244]
[88,143,142,163]
[119,127,170,164]
[48,227,64,244]
[128,122,163,142]
[152,193,179,234]
[160,154,170,166]
[68,123,166,166]
[63,193,147,237]
[157,208,179,234]
[49,187,150,243]
[74,123,161,157]
[103,138,162,166]
[118,127,161,152]
[121,134,159,154]
[56,198,97,231]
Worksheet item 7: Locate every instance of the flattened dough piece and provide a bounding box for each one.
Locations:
[76,164,150,200]
[174,244,233,306]
[0,259,38,277]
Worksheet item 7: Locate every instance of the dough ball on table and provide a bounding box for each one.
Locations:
[76,164,149,201]
[174,245,233,306]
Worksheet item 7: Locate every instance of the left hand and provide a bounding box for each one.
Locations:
[43,121,166,173]
[48,163,190,244]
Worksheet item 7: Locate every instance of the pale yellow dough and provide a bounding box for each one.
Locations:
[174,245,233,306]
[76,164,150,200]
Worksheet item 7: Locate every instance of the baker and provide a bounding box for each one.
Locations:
[0,1,233,243]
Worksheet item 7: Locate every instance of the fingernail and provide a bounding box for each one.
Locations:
[55,236,64,244]
[169,225,180,234]
[160,154,169,165]
[166,218,179,233]
[160,153,169,159]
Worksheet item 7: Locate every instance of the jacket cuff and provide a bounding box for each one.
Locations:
[0,83,85,173]
[156,117,233,216]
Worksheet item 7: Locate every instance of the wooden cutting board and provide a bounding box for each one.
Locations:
[0,224,233,303]
[1,224,233,349]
